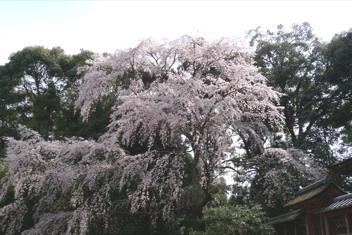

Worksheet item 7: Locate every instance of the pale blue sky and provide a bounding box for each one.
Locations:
[1,1,351,65]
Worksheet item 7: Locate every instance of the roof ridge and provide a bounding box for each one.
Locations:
[330,192,352,202]
[296,177,327,195]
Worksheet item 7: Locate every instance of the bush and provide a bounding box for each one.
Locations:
[201,204,274,235]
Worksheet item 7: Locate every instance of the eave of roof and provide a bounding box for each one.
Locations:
[267,209,303,225]
[284,183,345,208]
[321,193,352,213]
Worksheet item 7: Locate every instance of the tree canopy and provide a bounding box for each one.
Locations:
[248,23,352,164]
[0,24,351,234]
[0,36,313,234]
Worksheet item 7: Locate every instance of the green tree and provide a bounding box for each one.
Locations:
[52,49,113,141]
[246,23,341,216]
[0,65,21,158]
[4,46,70,139]
[248,22,339,166]
[324,29,352,146]
[2,47,101,141]
[201,204,274,235]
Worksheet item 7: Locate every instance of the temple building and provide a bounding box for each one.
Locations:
[268,158,352,235]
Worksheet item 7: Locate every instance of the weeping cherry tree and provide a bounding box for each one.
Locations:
[75,36,283,230]
[0,36,323,234]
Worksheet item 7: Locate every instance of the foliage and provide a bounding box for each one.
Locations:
[1,22,352,233]
[248,22,337,164]
[0,126,127,234]
[1,47,95,142]
[248,148,325,216]
[200,204,274,235]
[0,36,292,234]
[4,46,67,138]
[53,49,112,141]
[0,161,9,190]
[246,23,352,214]
[324,29,352,146]
[75,36,286,230]
[189,178,274,234]
[0,65,21,158]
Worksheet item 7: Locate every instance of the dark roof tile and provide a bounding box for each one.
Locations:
[267,209,303,225]
[296,177,326,196]
[321,193,352,212]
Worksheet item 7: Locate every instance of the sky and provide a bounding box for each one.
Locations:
[0,1,351,66]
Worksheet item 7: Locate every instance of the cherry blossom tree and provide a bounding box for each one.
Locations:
[75,36,285,230]
[0,36,324,234]
[0,126,128,234]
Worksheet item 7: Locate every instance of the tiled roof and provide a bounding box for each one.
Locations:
[321,193,352,212]
[267,209,303,225]
[284,183,345,208]
[295,178,326,195]
[284,184,328,208]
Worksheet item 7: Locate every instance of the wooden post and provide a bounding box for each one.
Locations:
[345,213,350,234]
[320,213,325,235]
[323,214,330,235]
[305,212,314,235]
